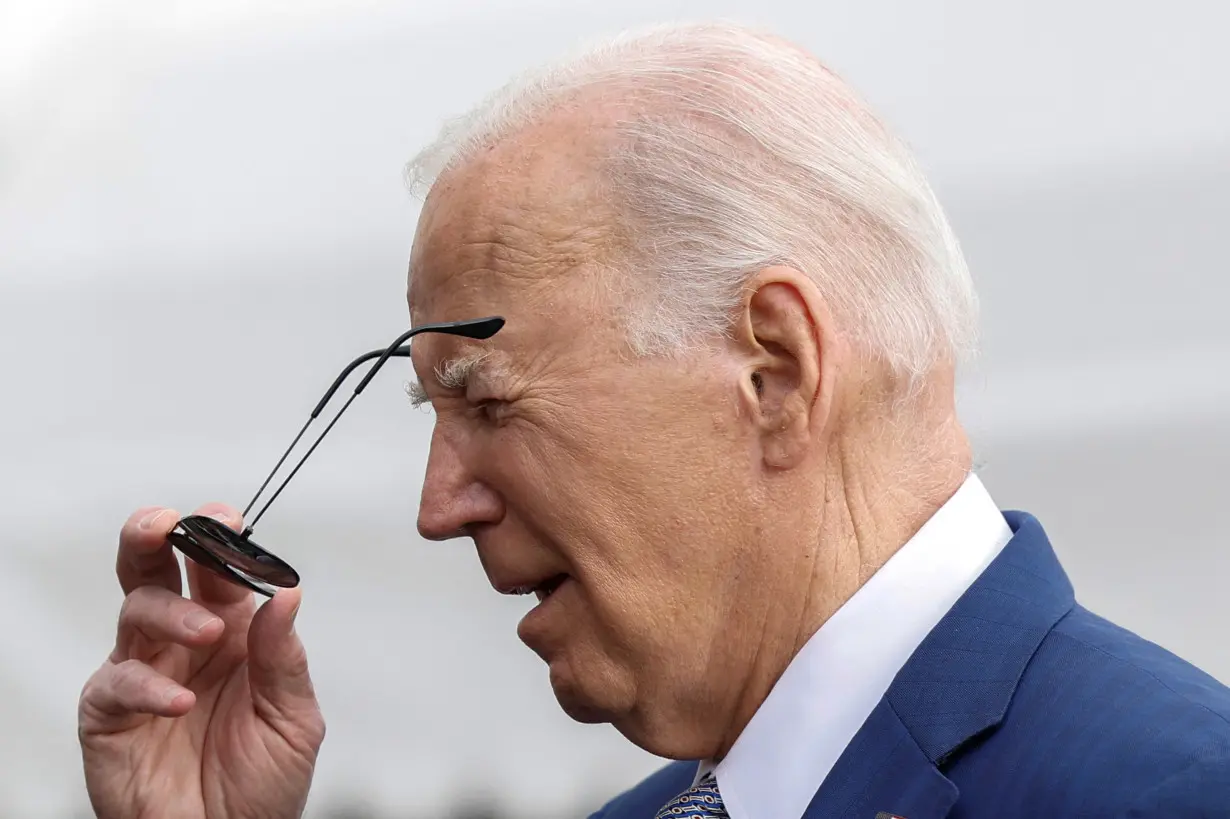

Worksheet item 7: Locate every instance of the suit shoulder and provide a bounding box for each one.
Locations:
[1045,604,1230,728]
[947,605,1230,815]
[588,761,694,819]
[1120,752,1230,817]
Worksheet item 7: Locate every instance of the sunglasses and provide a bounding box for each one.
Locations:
[166,316,505,597]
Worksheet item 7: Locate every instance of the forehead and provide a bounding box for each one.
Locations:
[407,113,621,321]
[406,121,623,369]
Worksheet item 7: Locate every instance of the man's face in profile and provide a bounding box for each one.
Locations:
[402,117,796,757]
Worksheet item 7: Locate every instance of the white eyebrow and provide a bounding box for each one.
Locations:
[405,351,496,408]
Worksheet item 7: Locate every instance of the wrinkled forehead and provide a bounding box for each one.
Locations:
[408,110,623,316]
[406,130,622,368]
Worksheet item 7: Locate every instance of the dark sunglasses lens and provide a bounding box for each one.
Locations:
[171,516,300,588]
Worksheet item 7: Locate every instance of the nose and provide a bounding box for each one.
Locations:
[416,425,503,541]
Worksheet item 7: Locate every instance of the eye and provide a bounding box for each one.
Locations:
[470,397,509,425]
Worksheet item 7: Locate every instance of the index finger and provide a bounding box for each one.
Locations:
[116,506,184,596]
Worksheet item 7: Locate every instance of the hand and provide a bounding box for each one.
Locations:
[78,503,326,819]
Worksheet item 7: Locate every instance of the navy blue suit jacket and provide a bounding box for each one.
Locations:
[591,512,1230,818]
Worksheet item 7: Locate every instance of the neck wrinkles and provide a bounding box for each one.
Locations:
[708,407,972,761]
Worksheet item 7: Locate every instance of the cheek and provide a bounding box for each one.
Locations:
[483,394,751,640]
[481,410,635,537]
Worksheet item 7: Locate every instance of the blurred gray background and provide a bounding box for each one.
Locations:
[1,0,1227,816]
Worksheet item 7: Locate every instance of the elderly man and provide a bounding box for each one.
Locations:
[78,22,1229,819]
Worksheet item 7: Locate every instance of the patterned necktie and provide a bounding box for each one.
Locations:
[654,774,730,818]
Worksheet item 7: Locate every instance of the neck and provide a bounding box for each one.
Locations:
[711,395,972,762]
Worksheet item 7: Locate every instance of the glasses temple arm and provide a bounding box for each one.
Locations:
[241,348,411,519]
[241,316,505,528]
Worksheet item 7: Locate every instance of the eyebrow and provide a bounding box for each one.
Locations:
[405,350,497,408]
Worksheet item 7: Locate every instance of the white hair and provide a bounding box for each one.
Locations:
[406,22,978,382]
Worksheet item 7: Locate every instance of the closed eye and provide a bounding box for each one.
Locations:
[472,397,510,424]
[407,351,507,414]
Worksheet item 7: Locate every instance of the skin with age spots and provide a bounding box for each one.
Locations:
[406,109,971,762]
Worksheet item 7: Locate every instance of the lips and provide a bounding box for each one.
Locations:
[497,572,570,602]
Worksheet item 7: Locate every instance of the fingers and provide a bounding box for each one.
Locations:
[247,588,325,747]
[117,501,255,610]
[113,585,225,663]
[79,659,195,735]
[183,503,259,609]
[116,506,184,596]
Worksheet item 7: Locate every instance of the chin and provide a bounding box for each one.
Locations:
[547,658,708,759]
[548,659,614,724]
[546,651,638,727]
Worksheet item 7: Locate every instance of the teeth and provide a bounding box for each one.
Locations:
[502,576,567,599]
[534,577,565,602]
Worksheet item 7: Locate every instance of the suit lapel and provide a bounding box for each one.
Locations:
[805,511,1076,819]
[802,699,957,819]
[884,511,1076,765]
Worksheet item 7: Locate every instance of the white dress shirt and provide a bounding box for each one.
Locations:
[693,472,1013,819]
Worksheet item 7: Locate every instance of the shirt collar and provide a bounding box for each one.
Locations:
[694,472,1012,819]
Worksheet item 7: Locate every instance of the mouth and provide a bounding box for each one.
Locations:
[500,573,569,603]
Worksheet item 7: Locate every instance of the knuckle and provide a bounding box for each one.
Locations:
[119,586,172,625]
[79,662,123,720]
[111,658,145,690]
[285,706,327,758]
[117,593,134,626]
[307,709,327,746]
[284,646,311,679]
[117,589,144,624]
[78,685,108,733]
[78,669,102,710]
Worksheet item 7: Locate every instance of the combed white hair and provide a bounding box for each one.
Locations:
[406,22,978,381]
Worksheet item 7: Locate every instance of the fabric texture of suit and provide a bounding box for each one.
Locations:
[590,512,1230,819]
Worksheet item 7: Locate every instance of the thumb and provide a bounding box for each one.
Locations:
[247,588,321,731]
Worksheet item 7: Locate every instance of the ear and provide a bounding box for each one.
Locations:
[732,267,837,469]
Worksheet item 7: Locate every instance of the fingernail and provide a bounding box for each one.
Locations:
[164,686,189,708]
[209,511,232,525]
[140,509,173,530]
[184,610,220,634]
[288,597,302,635]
